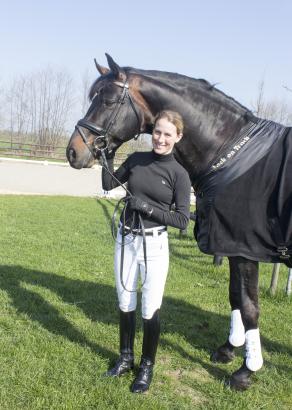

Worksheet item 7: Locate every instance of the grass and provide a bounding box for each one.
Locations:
[0,195,291,409]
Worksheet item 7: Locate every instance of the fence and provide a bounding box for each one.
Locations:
[0,139,67,161]
[0,139,128,164]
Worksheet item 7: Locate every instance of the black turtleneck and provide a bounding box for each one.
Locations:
[102,150,191,229]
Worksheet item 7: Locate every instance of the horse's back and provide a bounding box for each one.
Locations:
[195,122,292,264]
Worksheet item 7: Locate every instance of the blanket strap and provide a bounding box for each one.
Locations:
[271,219,292,260]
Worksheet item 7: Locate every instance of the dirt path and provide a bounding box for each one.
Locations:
[0,158,124,198]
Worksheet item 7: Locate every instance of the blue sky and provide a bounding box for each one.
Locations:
[2,0,292,112]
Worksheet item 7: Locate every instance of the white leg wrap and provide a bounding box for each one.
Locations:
[245,328,263,371]
[228,309,245,347]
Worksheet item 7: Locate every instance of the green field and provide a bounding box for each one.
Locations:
[0,196,291,409]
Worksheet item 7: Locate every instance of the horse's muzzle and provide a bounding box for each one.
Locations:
[66,147,85,169]
[67,147,76,165]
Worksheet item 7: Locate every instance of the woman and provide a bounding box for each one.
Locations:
[102,110,191,393]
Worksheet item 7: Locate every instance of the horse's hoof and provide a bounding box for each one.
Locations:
[226,361,253,391]
[210,341,235,363]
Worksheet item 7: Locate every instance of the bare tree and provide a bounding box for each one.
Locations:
[81,69,93,116]
[6,76,31,140]
[4,67,76,149]
[252,79,292,126]
[28,67,75,148]
[283,85,292,93]
[0,80,3,130]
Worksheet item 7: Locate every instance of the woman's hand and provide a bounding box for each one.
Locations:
[128,196,154,217]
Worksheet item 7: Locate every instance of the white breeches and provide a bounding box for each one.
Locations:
[114,227,169,319]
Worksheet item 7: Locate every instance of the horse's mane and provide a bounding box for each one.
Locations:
[89,66,252,118]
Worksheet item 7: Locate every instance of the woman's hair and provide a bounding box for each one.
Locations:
[154,110,184,135]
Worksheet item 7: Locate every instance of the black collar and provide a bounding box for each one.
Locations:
[152,150,174,162]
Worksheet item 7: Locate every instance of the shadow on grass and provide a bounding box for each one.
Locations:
[0,264,291,383]
[96,198,116,225]
[0,265,118,361]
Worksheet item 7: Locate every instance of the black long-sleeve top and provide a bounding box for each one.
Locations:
[102,151,191,230]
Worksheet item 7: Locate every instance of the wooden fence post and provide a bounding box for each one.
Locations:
[213,255,223,266]
[269,263,280,295]
[286,268,292,296]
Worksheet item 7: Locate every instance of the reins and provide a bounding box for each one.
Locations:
[100,152,148,293]
[74,77,148,293]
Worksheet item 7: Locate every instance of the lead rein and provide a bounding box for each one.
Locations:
[100,150,148,293]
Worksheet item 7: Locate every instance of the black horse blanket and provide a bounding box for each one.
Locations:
[195,119,292,266]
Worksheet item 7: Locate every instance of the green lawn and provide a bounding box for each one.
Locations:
[0,196,291,409]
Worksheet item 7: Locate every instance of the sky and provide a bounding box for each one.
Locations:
[1,0,292,125]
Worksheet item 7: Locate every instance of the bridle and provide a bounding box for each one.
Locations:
[75,79,142,159]
[75,77,148,293]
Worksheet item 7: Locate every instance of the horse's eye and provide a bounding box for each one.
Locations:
[103,99,115,107]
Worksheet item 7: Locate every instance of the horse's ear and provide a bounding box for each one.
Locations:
[105,53,126,82]
[94,58,110,75]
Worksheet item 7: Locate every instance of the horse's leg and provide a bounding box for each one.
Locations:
[228,257,263,390]
[210,256,245,363]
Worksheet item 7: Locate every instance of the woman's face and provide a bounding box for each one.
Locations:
[152,118,183,155]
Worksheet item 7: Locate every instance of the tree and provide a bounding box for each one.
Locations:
[252,79,292,126]
[0,79,4,130]
[28,67,75,147]
[80,69,93,116]
[6,76,30,139]
[4,67,75,148]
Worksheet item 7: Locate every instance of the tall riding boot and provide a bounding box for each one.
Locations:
[105,309,135,377]
[131,309,160,393]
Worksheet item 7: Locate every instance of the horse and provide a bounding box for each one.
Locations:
[66,54,292,391]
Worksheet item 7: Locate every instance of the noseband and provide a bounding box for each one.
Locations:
[75,79,141,158]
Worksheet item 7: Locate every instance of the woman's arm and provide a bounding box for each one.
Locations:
[128,172,191,230]
[102,157,130,191]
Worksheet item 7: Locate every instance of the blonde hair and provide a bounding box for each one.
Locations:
[154,110,184,135]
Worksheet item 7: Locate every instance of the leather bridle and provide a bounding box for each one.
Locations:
[75,79,142,159]
[75,78,148,293]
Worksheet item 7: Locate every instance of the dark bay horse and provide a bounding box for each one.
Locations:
[66,54,292,390]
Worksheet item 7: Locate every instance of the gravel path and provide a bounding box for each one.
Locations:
[0,158,124,198]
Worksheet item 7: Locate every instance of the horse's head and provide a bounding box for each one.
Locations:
[66,54,144,169]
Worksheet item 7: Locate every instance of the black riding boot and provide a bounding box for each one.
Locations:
[131,310,160,393]
[105,310,135,377]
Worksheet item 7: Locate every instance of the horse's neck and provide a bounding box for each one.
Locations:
[139,75,249,182]
[175,107,248,183]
